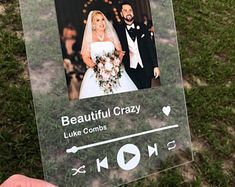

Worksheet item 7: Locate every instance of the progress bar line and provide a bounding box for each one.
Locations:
[66,124,179,153]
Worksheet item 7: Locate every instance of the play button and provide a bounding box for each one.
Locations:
[117,144,141,170]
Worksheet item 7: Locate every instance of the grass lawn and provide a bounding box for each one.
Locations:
[0,0,234,186]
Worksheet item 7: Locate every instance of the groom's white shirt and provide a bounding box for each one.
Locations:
[125,29,144,69]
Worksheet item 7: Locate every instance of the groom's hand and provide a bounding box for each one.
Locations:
[154,67,160,78]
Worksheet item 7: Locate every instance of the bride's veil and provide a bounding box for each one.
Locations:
[81,10,121,57]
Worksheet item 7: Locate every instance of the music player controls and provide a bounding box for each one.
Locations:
[96,157,109,172]
[148,143,158,157]
[71,165,86,176]
[71,140,177,176]
[117,144,141,171]
[167,140,176,150]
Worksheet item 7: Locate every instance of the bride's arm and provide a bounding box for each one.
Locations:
[82,54,96,68]
[114,42,125,62]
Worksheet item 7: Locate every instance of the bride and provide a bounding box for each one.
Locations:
[79,10,137,99]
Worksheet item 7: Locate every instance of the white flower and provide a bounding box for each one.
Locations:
[115,67,119,72]
[105,62,113,71]
[113,59,120,66]
[105,57,111,63]
[111,70,116,76]
[97,63,103,68]
[101,72,110,81]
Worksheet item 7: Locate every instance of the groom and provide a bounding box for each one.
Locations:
[115,2,160,89]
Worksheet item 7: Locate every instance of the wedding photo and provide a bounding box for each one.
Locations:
[54,0,161,100]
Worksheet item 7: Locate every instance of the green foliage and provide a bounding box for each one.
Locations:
[195,152,231,187]
[0,0,42,181]
[156,169,183,187]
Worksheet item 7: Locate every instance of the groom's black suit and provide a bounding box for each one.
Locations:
[115,22,158,89]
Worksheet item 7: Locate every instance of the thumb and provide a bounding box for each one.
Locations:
[1,174,58,187]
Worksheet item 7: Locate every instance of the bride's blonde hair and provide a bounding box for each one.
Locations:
[91,10,104,22]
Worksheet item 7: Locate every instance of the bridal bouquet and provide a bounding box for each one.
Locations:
[94,51,122,94]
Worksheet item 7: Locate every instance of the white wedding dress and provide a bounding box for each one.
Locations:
[79,41,137,99]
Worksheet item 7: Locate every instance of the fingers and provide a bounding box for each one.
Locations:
[154,68,160,78]
[1,174,57,187]
[118,51,125,56]
[26,177,58,187]
[118,51,125,62]
[121,51,126,55]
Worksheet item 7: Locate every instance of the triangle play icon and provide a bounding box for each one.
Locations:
[124,151,137,164]
[117,144,141,171]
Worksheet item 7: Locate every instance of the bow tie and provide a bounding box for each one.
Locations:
[126,24,136,41]
[126,24,135,30]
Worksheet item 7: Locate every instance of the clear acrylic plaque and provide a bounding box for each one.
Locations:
[19,0,193,186]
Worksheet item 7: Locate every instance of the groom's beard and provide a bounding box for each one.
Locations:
[124,15,135,22]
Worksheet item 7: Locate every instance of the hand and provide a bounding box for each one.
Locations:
[148,26,154,32]
[65,39,76,55]
[154,67,160,78]
[118,51,125,62]
[1,174,57,187]
[64,59,73,72]
[82,55,96,68]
